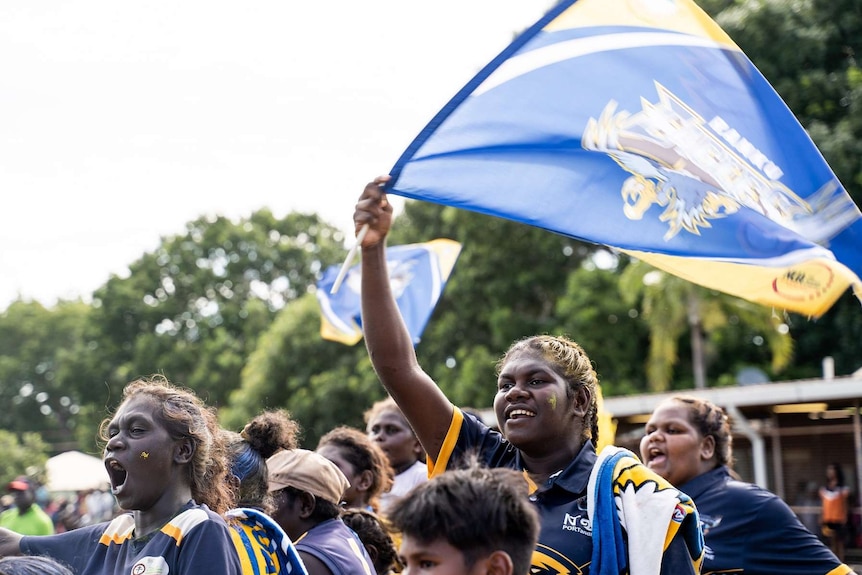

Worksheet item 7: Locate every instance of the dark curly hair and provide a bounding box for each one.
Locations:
[224,409,300,512]
[0,556,74,575]
[341,509,399,575]
[99,375,232,515]
[317,426,394,513]
[387,461,539,575]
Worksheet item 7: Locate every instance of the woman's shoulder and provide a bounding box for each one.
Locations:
[720,477,801,525]
[168,502,230,535]
[688,468,780,513]
[723,475,779,501]
[193,502,229,521]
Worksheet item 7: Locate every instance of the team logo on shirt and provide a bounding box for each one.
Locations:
[532,544,586,575]
[130,556,170,575]
[699,512,723,561]
[561,512,591,536]
[699,513,722,535]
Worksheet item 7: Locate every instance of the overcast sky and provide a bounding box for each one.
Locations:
[0,1,552,311]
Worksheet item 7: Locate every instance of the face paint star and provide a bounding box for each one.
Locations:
[140,451,149,459]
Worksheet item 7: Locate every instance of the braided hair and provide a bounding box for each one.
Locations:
[496,335,600,448]
[669,395,734,467]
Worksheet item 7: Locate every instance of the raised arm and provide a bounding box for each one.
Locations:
[355,176,455,461]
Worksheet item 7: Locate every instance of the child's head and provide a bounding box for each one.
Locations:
[826,462,845,485]
[387,463,539,575]
[100,375,232,514]
[316,425,394,512]
[224,409,301,513]
[0,556,74,575]
[364,397,424,474]
[341,509,399,575]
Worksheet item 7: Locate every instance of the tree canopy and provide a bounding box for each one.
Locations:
[2,0,860,451]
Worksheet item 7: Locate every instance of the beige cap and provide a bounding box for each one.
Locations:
[267,449,350,504]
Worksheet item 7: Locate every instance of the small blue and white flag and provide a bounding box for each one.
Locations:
[316,239,462,345]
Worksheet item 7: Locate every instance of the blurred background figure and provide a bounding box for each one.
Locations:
[46,498,82,533]
[820,462,852,562]
[795,480,822,536]
[0,478,53,536]
[83,488,116,525]
[364,398,426,514]
[316,425,394,514]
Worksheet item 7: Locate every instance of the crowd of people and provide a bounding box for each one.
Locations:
[0,486,117,536]
[0,180,855,575]
[351,177,858,575]
[0,374,430,575]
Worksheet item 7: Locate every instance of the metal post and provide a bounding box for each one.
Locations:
[822,356,835,380]
[854,401,862,515]
[727,404,768,488]
[771,412,785,499]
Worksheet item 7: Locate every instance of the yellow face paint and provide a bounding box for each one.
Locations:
[548,394,557,409]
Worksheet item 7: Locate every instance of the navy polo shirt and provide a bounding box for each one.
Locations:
[680,466,852,575]
[432,408,699,575]
[22,501,241,575]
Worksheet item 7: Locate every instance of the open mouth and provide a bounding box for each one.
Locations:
[507,409,536,421]
[646,448,666,466]
[105,459,127,494]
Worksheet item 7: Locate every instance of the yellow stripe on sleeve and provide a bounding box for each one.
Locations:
[427,407,463,478]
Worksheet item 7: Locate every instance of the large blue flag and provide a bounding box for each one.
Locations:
[388,0,862,317]
[316,239,461,345]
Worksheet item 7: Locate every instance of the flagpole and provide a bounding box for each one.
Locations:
[329,223,369,295]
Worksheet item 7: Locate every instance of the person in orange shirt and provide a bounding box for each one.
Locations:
[820,462,852,562]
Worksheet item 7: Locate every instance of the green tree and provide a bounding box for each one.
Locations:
[0,430,50,487]
[0,300,98,450]
[618,260,793,391]
[225,199,595,442]
[14,0,859,447]
[221,293,380,446]
[708,0,862,376]
[86,209,347,413]
[554,259,650,396]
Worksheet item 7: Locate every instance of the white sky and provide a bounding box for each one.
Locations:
[0,1,552,311]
